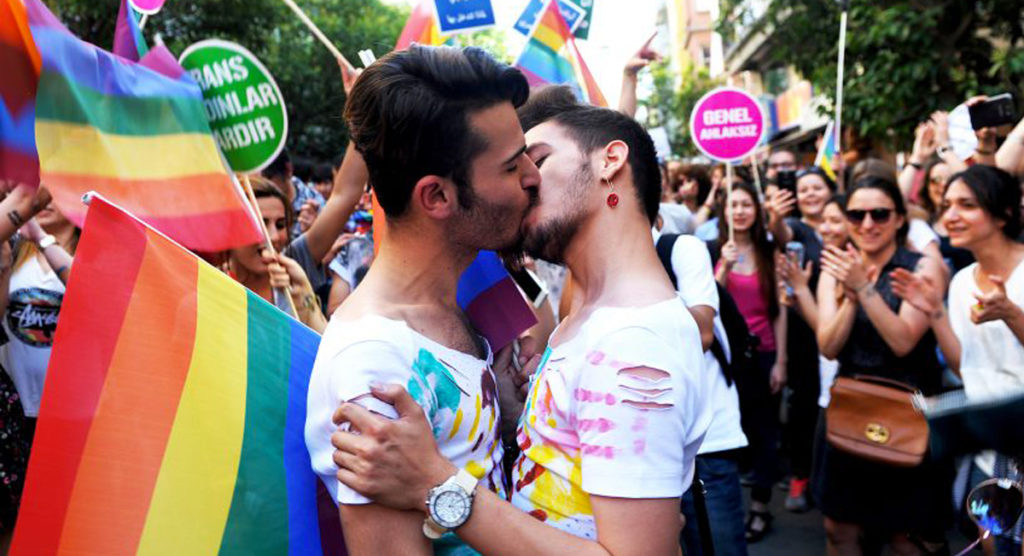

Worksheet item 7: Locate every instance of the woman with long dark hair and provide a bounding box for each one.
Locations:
[815,176,952,554]
[714,180,786,542]
[892,165,1024,555]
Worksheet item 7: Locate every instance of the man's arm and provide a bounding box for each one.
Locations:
[301,143,368,262]
[333,386,684,556]
[340,504,432,555]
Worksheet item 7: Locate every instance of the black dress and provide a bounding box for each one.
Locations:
[811,247,953,534]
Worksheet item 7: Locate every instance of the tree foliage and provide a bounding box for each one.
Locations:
[641,61,724,158]
[48,0,406,162]
[717,0,1024,149]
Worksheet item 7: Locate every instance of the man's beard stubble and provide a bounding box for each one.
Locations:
[502,160,592,267]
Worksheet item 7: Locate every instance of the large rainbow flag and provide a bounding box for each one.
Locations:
[22,0,263,252]
[0,0,40,186]
[515,0,606,107]
[10,195,342,555]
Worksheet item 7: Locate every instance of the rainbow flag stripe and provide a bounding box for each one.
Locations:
[457,250,538,351]
[816,120,838,181]
[395,0,450,49]
[0,0,41,186]
[515,0,606,107]
[10,195,334,555]
[113,0,148,62]
[25,0,262,252]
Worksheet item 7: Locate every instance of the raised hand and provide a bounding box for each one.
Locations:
[910,121,937,164]
[821,244,872,293]
[623,31,661,77]
[971,275,1023,324]
[766,188,796,224]
[890,267,943,319]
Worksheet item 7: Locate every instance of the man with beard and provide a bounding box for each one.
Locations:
[303,45,540,555]
[325,88,712,554]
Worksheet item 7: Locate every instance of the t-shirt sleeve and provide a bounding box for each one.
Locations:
[284,235,327,292]
[306,339,427,505]
[574,327,690,499]
[671,236,718,313]
[907,219,939,252]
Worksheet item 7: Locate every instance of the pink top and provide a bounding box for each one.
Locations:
[718,265,776,352]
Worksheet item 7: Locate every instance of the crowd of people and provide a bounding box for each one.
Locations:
[1,40,1022,556]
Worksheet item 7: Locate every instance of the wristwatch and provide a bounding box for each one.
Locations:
[423,468,477,539]
[37,234,57,250]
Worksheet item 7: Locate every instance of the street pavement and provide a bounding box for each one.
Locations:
[744,485,975,555]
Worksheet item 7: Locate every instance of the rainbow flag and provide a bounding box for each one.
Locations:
[0,0,40,186]
[395,0,450,49]
[515,0,606,107]
[815,120,838,181]
[25,0,263,252]
[457,251,538,351]
[113,0,149,62]
[10,195,341,555]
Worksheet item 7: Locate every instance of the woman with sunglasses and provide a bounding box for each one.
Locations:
[891,165,1024,555]
[714,180,786,542]
[815,176,953,554]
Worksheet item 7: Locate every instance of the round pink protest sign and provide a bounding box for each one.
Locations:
[129,0,166,15]
[689,87,766,162]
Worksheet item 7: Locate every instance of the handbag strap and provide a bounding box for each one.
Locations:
[850,374,919,394]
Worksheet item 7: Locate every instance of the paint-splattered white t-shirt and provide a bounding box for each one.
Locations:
[305,315,504,554]
[510,296,710,540]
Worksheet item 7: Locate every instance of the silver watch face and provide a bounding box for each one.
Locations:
[431,488,470,528]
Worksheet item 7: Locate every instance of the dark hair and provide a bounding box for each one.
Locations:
[344,44,529,219]
[717,181,779,319]
[518,87,661,224]
[681,164,713,206]
[262,149,291,180]
[825,193,847,211]
[249,175,294,241]
[919,155,946,219]
[313,163,334,184]
[850,157,898,187]
[845,175,909,246]
[946,165,1023,240]
[796,166,837,193]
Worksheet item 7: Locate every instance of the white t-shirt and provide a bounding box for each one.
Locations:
[908,219,940,253]
[510,296,710,540]
[659,232,747,453]
[1,255,65,417]
[818,356,840,408]
[658,203,696,235]
[305,314,506,508]
[948,260,1024,401]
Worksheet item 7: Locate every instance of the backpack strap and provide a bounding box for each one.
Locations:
[655,233,680,287]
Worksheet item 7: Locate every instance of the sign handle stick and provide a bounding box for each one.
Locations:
[139,13,148,30]
[279,0,356,73]
[835,8,848,191]
[240,174,300,319]
[750,150,764,202]
[726,163,735,243]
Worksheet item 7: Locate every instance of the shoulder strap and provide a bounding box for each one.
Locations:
[655,233,680,287]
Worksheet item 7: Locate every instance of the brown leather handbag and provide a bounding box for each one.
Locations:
[826,375,929,467]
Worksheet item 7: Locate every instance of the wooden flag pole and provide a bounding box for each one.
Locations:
[240,174,300,318]
[279,0,356,73]
[726,163,735,243]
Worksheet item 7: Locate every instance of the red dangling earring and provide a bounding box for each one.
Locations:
[604,177,619,207]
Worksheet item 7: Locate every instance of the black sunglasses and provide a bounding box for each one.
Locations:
[845,208,894,224]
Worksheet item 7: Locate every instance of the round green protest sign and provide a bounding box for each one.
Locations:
[178,39,288,174]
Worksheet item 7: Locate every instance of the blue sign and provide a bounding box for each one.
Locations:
[514,0,586,37]
[433,0,496,35]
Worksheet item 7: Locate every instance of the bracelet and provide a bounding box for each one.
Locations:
[7,210,24,228]
[908,161,923,170]
[975,147,994,155]
[54,264,69,276]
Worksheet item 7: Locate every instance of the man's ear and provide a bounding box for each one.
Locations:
[411,175,459,220]
[601,139,630,183]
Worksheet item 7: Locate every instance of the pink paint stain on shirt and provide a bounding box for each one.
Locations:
[586,350,606,365]
[633,438,646,455]
[578,418,616,433]
[581,443,616,459]
[573,387,618,405]
[631,416,648,432]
